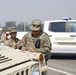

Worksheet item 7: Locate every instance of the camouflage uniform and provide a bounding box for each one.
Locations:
[22,31,51,56]
[20,19,51,56]
[4,26,20,49]
[4,37,20,49]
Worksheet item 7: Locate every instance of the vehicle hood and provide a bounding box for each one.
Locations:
[0,45,31,71]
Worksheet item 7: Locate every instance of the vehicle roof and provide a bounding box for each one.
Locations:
[44,20,76,23]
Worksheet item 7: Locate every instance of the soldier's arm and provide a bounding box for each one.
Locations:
[4,40,10,46]
[18,33,28,50]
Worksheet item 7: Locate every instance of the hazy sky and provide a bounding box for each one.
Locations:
[0,0,76,26]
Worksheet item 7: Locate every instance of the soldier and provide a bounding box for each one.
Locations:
[19,19,52,64]
[4,26,20,49]
[1,32,6,43]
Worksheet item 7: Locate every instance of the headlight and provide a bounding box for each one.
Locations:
[32,64,40,75]
[39,54,43,61]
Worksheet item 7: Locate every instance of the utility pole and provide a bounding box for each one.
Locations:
[0,23,1,27]
[23,4,26,31]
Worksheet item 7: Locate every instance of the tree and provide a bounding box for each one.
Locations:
[5,21,16,29]
[17,22,24,31]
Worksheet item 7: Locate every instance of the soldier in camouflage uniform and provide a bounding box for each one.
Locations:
[19,19,51,64]
[4,26,20,49]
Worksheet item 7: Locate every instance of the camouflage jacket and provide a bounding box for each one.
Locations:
[4,37,20,49]
[20,31,51,55]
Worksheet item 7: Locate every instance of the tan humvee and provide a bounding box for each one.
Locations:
[0,44,47,75]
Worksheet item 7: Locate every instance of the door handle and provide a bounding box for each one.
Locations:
[70,35,76,37]
[49,35,52,37]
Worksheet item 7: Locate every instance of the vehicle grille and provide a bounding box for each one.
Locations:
[8,68,30,75]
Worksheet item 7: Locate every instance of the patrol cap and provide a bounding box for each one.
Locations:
[30,19,42,31]
[8,26,17,34]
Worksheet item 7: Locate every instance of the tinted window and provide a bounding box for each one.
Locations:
[70,22,76,32]
[49,22,66,32]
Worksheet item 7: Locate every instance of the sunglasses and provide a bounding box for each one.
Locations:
[32,24,40,28]
[32,31,38,32]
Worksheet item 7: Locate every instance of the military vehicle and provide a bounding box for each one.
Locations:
[0,44,47,75]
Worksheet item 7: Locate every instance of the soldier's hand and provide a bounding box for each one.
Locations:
[12,42,17,46]
[29,48,36,52]
[21,46,26,51]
